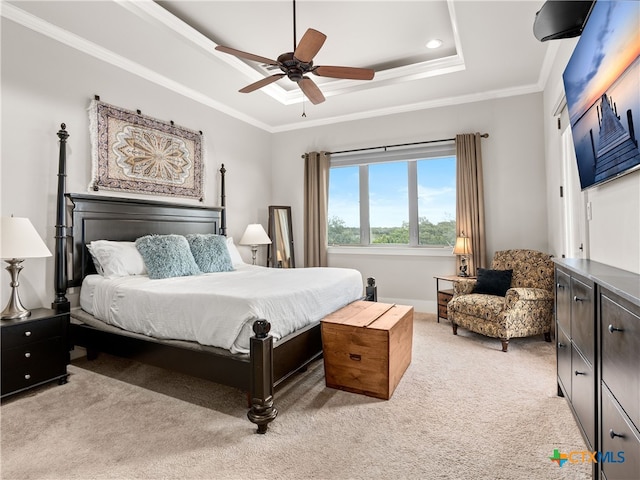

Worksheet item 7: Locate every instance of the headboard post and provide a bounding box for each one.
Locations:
[52,123,70,313]
[219,164,226,236]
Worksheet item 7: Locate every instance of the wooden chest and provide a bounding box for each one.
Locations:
[321,301,413,400]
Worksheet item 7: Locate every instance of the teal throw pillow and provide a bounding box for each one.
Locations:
[185,234,234,273]
[135,234,201,279]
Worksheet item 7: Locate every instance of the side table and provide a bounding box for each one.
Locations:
[434,275,475,323]
[1,308,70,398]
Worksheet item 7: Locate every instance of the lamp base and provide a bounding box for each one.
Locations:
[457,257,469,277]
[1,259,31,320]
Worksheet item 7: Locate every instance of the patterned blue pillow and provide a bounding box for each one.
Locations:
[185,234,234,273]
[135,234,201,279]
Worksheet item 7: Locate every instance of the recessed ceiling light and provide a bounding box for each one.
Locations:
[426,39,443,49]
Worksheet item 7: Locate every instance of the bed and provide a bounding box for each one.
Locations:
[51,124,368,433]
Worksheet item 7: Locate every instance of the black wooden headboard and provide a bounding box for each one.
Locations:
[53,123,227,309]
[65,194,223,288]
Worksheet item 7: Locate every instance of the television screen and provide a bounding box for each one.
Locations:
[562,0,640,190]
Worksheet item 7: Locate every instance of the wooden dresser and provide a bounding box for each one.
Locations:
[1,308,70,398]
[554,259,639,479]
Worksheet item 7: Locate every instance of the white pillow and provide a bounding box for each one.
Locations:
[226,237,245,266]
[87,240,147,278]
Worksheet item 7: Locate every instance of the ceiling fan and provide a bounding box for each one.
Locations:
[214,0,375,105]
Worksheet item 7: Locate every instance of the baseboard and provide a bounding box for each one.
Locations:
[377,297,435,315]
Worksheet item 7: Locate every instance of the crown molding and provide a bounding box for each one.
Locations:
[2,0,546,134]
[1,2,272,132]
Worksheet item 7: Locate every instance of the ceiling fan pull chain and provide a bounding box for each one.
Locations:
[302,97,307,117]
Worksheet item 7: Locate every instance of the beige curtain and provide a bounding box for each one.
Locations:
[304,151,330,267]
[455,133,487,275]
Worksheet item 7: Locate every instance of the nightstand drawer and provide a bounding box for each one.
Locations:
[1,337,67,395]
[437,289,454,306]
[1,315,66,347]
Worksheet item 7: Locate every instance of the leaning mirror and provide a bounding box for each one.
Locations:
[267,206,295,268]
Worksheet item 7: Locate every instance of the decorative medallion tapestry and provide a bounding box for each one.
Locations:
[89,100,204,200]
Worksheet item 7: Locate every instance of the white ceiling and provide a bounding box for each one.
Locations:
[4,0,553,133]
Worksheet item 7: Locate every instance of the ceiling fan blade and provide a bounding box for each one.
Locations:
[215,45,278,66]
[294,28,327,63]
[314,66,375,81]
[239,74,286,93]
[299,77,325,105]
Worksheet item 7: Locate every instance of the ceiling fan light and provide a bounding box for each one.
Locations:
[426,38,443,49]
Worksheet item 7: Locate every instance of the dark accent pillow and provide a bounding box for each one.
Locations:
[472,268,513,296]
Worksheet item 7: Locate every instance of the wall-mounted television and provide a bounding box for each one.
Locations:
[562,0,640,191]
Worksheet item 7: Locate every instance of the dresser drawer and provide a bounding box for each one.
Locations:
[1,315,66,348]
[1,337,67,395]
[601,385,640,480]
[601,293,640,432]
[555,269,571,336]
[570,277,594,364]
[572,347,595,449]
[556,325,571,399]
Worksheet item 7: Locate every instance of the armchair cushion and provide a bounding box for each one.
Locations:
[449,294,507,320]
[472,268,513,296]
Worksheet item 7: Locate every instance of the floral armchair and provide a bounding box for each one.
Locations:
[446,249,554,352]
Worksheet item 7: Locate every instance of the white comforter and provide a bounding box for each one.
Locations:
[80,264,363,354]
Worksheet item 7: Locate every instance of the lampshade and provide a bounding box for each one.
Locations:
[1,217,52,259]
[239,224,271,246]
[452,236,472,256]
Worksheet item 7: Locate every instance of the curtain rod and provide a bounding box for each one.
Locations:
[327,133,489,156]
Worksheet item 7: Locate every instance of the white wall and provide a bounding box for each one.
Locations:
[1,20,273,310]
[272,94,549,311]
[543,38,640,274]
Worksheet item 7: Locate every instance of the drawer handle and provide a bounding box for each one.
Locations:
[608,324,624,334]
[609,429,625,439]
[573,296,584,302]
[574,370,586,376]
[24,331,32,337]
[24,374,31,380]
[556,283,565,290]
[349,353,361,362]
[24,352,31,358]
[557,342,566,348]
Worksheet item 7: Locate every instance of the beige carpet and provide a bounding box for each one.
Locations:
[1,313,591,480]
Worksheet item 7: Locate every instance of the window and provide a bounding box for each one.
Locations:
[328,143,456,247]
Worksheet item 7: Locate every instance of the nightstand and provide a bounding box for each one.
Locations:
[1,308,70,398]
[434,275,475,323]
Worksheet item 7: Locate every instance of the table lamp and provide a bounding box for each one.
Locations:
[239,224,271,265]
[1,216,52,319]
[453,234,472,277]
